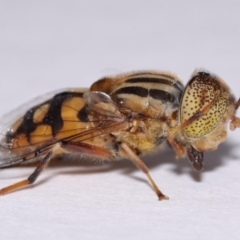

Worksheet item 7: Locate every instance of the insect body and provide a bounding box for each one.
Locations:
[0,70,239,200]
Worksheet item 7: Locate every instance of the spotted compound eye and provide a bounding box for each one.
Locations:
[180,72,228,138]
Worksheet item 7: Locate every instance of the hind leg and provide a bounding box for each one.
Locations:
[0,151,53,195]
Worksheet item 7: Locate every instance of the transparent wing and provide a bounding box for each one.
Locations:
[0,90,127,167]
[0,88,88,132]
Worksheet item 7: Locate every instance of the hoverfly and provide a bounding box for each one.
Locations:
[0,70,239,200]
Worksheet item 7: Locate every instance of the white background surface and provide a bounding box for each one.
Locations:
[0,1,240,240]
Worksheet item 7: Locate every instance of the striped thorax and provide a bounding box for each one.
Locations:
[90,71,184,155]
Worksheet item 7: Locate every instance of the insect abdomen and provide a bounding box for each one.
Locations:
[4,90,91,153]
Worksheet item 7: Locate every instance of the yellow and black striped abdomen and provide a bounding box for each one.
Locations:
[5,90,92,154]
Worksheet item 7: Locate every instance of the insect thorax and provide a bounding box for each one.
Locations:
[91,71,184,155]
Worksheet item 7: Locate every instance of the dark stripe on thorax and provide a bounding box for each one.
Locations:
[125,77,184,92]
[114,85,178,104]
[149,89,175,102]
[115,86,148,97]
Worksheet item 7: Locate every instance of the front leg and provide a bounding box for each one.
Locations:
[120,142,169,201]
[61,141,113,159]
[62,141,169,200]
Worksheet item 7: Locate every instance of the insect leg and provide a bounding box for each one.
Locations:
[120,142,169,201]
[61,141,168,200]
[0,151,53,195]
[61,141,113,159]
